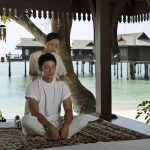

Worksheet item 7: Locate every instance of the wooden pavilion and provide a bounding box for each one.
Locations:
[1,0,150,121]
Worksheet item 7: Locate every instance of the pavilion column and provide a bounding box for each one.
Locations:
[95,0,112,120]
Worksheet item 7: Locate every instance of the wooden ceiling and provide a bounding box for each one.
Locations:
[0,0,150,22]
[0,0,93,21]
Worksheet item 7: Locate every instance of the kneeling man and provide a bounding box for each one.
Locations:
[22,53,88,141]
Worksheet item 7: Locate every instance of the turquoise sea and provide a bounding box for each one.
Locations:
[0,61,150,122]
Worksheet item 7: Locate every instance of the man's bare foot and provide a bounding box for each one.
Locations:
[32,135,48,142]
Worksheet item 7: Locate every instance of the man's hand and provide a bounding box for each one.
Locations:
[60,97,73,140]
[60,124,69,140]
[48,124,61,141]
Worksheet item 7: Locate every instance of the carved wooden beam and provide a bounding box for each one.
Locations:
[87,0,96,17]
[110,0,128,55]
[0,0,93,21]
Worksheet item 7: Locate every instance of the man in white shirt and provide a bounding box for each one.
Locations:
[24,32,67,115]
[22,53,88,141]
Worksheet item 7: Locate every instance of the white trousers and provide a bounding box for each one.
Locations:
[21,115,88,138]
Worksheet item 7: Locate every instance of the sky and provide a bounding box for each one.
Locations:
[0,18,94,57]
[0,17,150,57]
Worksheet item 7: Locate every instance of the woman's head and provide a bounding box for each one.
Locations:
[46,32,60,42]
[45,32,60,53]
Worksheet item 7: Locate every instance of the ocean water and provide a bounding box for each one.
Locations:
[0,61,150,123]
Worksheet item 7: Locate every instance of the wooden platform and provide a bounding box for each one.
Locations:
[0,115,149,150]
[0,115,149,136]
[111,115,150,136]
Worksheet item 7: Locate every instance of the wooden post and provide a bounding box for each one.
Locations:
[91,61,94,75]
[144,63,148,80]
[137,64,139,74]
[130,62,135,79]
[147,64,149,79]
[114,63,116,76]
[120,62,122,79]
[81,61,85,75]
[89,62,91,73]
[76,61,79,77]
[95,0,112,120]
[127,62,129,80]
[8,60,11,77]
[24,60,27,77]
[117,62,119,79]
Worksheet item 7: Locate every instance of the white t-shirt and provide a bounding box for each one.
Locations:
[29,51,67,79]
[25,77,71,123]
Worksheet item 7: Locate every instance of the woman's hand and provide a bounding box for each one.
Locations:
[56,75,64,81]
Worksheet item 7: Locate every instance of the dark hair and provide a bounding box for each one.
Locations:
[15,115,20,120]
[46,32,60,42]
[38,53,57,70]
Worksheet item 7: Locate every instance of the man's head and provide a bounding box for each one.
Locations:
[45,32,60,53]
[38,53,57,82]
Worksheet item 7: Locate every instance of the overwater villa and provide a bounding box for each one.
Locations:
[0,0,150,150]
[8,32,150,78]
[72,32,150,62]
[71,32,150,79]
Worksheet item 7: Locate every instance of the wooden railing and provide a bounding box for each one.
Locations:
[72,55,96,62]
[72,55,120,62]
[6,54,22,61]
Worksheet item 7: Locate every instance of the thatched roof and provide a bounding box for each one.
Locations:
[18,33,150,50]
[72,32,150,49]
[71,40,94,50]
[16,38,44,48]
[118,32,150,46]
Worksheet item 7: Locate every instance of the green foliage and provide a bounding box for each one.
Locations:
[136,100,150,123]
